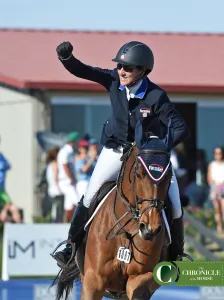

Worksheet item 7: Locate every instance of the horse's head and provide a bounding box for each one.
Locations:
[118,120,173,241]
[135,120,173,240]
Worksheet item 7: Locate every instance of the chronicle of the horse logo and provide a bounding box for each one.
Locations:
[149,164,164,173]
[140,108,151,118]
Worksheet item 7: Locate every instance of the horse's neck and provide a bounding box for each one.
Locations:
[122,146,137,175]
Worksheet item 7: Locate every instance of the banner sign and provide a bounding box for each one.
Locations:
[2,223,69,279]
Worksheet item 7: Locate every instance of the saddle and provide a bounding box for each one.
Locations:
[88,180,116,219]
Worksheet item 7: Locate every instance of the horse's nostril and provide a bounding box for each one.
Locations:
[140,222,146,231]
[140,222,152,233]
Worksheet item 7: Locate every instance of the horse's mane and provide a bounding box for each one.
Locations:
[120,143,136,162]
[117,143,136,188]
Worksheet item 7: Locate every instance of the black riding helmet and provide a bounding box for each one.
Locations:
[112,41,154,76]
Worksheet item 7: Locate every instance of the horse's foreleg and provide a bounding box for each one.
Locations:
[126,272,160,300]
[82,270,104,300]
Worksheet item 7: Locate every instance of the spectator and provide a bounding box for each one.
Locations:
[87,138,99,175]
[196,149,209,206]
[207,147,224,234]
[57,131,79,222]
[45,147,64,223]
[0,191,22,223]
[37,165,50,218]
[75,140,91,198]
[0,143,11,197]
[0,139,21,223]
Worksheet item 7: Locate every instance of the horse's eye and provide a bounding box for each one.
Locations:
[136,163,146,179]
[136,169,146,179]
[136,172,141,179]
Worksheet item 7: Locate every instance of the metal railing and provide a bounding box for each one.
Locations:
[184,210,224,260]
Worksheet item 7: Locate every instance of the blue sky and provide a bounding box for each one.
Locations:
[0,0,223,33]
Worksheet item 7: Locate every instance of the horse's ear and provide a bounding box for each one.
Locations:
[135,120,144,148]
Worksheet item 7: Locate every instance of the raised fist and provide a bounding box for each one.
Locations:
[56,41,73,59]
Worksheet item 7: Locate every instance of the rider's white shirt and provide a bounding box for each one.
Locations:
[125,80,143,100]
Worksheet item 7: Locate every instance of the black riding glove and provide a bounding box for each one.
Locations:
[56,41,73,60]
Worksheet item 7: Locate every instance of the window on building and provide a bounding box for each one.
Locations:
[51,96,111,141]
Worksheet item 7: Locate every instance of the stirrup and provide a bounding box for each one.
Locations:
[50,239,76,269]
[176,252,194,261]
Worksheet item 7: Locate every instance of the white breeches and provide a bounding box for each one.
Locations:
[83,146,182,219]
[83,147,123,207]
[76,180,89,199]
[168,169,182,218]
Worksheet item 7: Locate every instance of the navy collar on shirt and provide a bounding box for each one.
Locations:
[119,77,148,99]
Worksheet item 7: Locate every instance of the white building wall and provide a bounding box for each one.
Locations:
[0,87,46,222]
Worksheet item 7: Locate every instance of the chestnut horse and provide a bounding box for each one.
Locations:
[52,124,174,300]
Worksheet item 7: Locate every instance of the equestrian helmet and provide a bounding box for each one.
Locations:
[112,41,154,73]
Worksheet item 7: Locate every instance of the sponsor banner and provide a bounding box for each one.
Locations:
[0,279,79,300]
[0,279,202,300]
[2,223,69,278]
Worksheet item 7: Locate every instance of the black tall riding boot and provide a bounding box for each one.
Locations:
[52,196,89,268]
[169,215,184,261]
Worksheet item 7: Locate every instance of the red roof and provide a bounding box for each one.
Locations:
[0,73,25,89]
[0,29,224,93]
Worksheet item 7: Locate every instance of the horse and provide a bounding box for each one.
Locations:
[52,122,175,300]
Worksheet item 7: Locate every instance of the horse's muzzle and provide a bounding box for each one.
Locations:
[139,222,162,240]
